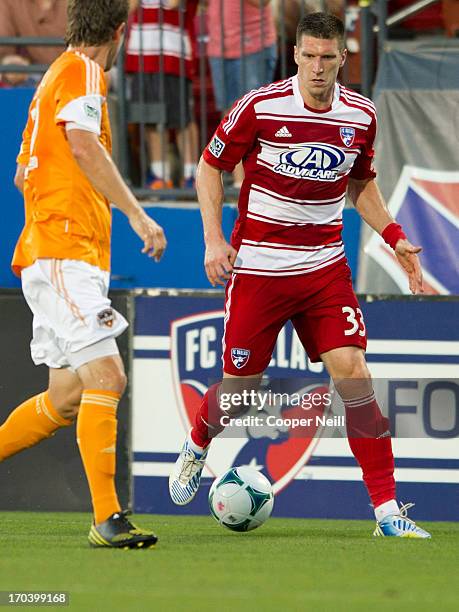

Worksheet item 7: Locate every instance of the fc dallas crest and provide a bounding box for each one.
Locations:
[171,312,331,494]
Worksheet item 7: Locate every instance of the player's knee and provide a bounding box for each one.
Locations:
[334,354,371,380]
[78,356,127,395]
[55,399,80,420]
[49,385,82,420]
[220,376,261,417]
[222,403,250,418]
[115,371,128,395]
[99,369,127,395]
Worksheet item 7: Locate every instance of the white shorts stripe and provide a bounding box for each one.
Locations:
[221,274,236,370]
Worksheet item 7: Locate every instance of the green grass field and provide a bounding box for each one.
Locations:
[0,513,458,611]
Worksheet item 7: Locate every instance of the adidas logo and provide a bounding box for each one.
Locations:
[275,125,292,137]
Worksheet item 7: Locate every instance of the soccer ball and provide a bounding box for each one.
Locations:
[208,466,274,532]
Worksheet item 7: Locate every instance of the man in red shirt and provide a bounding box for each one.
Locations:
[125,0,199,188]
[169,12,431,538]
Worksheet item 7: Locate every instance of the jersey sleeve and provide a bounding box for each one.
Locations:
[349,113,377,180]
[16,112,33,166]
[54,60,104,135]
[203,98,257,172]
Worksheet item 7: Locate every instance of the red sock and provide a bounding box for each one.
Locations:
[190,383,225,448]
[344,392,396,508]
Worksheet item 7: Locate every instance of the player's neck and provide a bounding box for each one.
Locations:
[67,45,108,72]
[299,83,335,111]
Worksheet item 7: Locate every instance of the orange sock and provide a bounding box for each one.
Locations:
[0,392,73,461]
[76,390,122,525]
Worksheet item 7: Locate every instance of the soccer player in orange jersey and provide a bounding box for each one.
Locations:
[0,0,166,548]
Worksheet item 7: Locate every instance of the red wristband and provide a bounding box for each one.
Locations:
[381,223,406,250]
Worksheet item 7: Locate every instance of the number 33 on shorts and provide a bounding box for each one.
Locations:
[342,306,366,337]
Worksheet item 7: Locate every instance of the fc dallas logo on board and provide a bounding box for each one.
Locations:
[170,312,331,494]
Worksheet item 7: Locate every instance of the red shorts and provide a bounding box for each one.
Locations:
[222,260,367,375]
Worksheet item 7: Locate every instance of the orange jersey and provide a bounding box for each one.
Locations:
[12,50,112,276]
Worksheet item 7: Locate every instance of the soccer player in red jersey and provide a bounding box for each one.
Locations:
[170,12,430,538]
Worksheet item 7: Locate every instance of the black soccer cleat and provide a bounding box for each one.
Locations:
[88,510,158,549]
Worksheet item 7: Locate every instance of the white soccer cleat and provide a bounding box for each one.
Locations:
[169,436,209,506]
[373,502,431,538]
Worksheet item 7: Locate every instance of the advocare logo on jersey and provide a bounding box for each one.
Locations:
[273,143,345,181]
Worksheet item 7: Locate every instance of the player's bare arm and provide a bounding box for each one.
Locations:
[66,128,167,262]
[196,157,237,287]
[14,164,26,194]
[347,177,423,295]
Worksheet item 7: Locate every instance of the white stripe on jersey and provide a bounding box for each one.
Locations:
[223,79,292,135]
[340,86,376,110]
[242,239,343,251]
[340,89,376,118]
[247,213,301,227]
[251,182,346,205]
[340,93,376,115]
[234,245,346,276]
[248,186,345,225]
[256,113,370,130]
[245,212,343,227]
[75,51,100,95]
[127,23,192,59]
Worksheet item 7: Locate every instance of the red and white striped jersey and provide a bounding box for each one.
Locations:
[125,0,198,78]
[203,75,377,277]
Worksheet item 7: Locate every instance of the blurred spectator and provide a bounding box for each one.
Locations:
[206,0,277,186]
[442,0,459,36]
[125,0,199,189]
[0,0,67,86]
[0,55,37,88]
[207,0,277,110]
